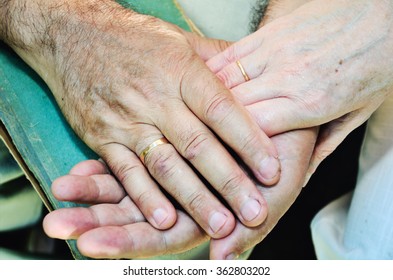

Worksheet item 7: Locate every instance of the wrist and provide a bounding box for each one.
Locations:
[0,0,140,88]
[0,0,49,49]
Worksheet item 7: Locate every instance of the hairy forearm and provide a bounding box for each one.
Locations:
[0,0,147,98]
[0,0,54,49]
[0,0,136,55]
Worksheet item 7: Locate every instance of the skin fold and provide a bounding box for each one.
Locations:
[6,0,393,259]
[0,0,283,238]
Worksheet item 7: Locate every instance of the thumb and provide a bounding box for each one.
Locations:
[183,31,232,61]
[306,111,369,179]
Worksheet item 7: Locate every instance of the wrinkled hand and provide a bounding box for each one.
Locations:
[43,18,318,259]
[44,127,316,259]
[10,0,283,237]
[207,0,393,174]
[44,160,210,259]
[210,128,316,259]
[41,0,326,260]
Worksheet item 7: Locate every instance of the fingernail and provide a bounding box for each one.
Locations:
[209,212,227,234]
[259,156,280,182]
[240,199,261,222]
[226,253,239,260]
[153,208,168,226]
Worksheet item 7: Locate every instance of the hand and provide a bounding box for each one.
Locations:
[43,126,316,259]
[3,0,282,237]
[207,0,393,174]
[43,0,319,259]
[210,127,317,259]
[44,160,209,259]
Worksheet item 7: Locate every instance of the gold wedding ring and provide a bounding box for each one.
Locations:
[236,60,250,82]
[139,137,169,164]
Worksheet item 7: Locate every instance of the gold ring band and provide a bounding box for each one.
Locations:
[139,137,169,164]
[236,60,250,82]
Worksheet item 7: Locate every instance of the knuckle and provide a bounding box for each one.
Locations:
[204,92,235,123]
[110,161,141,185]
[215,68,236,89]
[219,171,246,197]
[146,149,178,180]
[181,130,210,161]
[136,190,154,206]
[239,131,261,155]
[224,45,239,64]
[187,191,207,214]
[216,39,230,54]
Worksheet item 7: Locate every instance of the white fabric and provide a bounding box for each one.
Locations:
[312,94,393,259]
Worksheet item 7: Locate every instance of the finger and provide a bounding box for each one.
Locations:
[184,31,232,61]
[76,211,209,259]
[181,59,281,186]
[231,72,283,105]
[215,53,267,89]
[57,159,126,203]
[244,98,308,137]
[206,31,264,73]
[69,159,110,176]
[210,181,300,260]
[43,196,145,239]
[133,131,237,238]
[209,128,317,259]
[244,96,369,141]
[158,107,269,228]
[99,143,177,230]
[307,110,372,177]
[52,173,126,204]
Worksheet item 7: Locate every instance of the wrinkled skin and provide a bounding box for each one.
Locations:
[37,0,393,259]
[207,0,393,175]
[44,127,317,259]
[1,0,283,238]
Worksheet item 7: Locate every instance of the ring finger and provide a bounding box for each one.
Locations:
[132,127,237,239]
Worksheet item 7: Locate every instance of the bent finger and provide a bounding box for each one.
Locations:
[133,130,236,238]
[157,107,268,228]
[184,31,232,61]
[206,31,264,73]
[214,51,267,89]
[210,128,316,259]
[181,60,281,187]
[99,143,177,230]
[307,111,372,177]
[245,98,307,137]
